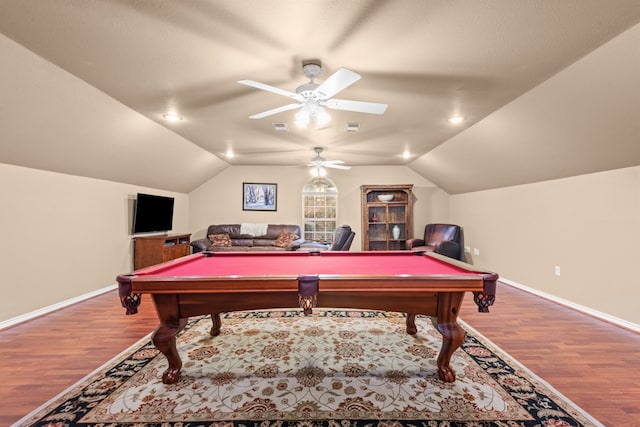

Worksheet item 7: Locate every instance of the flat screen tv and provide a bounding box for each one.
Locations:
[132,193,175,234]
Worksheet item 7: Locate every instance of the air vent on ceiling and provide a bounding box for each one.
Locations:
[272,123,288,132]
[345,122,360,132]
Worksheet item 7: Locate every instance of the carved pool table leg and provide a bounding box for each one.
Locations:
[150,294,186,384]
[406,313,417,335]
[431,292,466,382]
[210,313,222,336]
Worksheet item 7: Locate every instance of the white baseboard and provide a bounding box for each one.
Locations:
[0,284,117,330]
[500,277,640,334]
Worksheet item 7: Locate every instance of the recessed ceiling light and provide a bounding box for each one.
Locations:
[225,149,235,158]
[402,150,411,160]
[448,115,464,124]
[162,112,182,122]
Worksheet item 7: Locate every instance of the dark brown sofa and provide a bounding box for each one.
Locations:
[191,224,303,253]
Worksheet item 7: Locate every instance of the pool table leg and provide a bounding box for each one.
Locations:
[406,313,417,335]
[151,294,187,384]
[210,313,222,336]
[431,291,466,382]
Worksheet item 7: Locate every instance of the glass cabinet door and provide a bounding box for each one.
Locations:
[361,185,413,251]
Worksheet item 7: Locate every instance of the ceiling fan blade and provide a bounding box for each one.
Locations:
[238,79,303,101]
[324,98,388,115]
[322,159,345,165]
[315,68,361,99]
[249,103,301,119]
[324,164,351,170]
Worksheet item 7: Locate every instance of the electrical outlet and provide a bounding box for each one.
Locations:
[473,248,480,256]
[464,246,471,253]
[554,266,561,276]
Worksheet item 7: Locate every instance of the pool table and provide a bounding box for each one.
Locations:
[118,250,497,384]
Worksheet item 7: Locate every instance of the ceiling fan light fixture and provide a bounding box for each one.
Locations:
[310,166,327,177]
[296,103,331,128]
[239,63,386,124]
[315,107,331,127]
[295,109,310,128]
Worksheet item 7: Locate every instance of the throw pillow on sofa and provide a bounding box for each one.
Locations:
[274,230,299,248]
[208,233,232,247]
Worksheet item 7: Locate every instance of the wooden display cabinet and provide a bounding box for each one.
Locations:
[361,185,413,251]
[133,233,191,269]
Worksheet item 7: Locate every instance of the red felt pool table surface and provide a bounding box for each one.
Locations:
[137,250,472,278]
[118,250,498,385]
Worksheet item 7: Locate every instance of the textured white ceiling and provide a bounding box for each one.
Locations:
[0,0,639,193]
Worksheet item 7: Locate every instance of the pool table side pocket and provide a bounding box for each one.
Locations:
[298,275,319,314]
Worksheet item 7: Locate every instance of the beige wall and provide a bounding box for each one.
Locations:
[0,163,189,323]
[189,165,447,251]
[5,160,638,327]
[451,166,640,324]
[2,161,444,325]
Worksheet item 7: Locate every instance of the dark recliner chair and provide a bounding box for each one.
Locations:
[330,225,356,251]
[406,223,464,261]
[297,225,355,251]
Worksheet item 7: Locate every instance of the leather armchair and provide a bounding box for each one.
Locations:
[406,223,464,260]
[297,225,355,251]
[329,225,355,251]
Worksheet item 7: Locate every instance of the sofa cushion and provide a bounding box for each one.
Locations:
[274,230,299,248]
[266,224,300,239]
[208,233,231,247]
[208,224,242,238]
[232,238,254,247]
[248,246,287,251]
[253,238,275,247]
[209,245,245,252]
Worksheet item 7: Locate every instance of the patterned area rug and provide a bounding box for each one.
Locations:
[16,309,602,426]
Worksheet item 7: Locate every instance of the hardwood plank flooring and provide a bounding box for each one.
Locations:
[1,282,639,425]
[460,284,640,426]
[0,291,158,425]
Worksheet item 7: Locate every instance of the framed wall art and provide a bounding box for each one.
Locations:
[242,182,277,211]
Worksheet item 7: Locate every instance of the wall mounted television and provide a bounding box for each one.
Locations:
[132,193,175,234]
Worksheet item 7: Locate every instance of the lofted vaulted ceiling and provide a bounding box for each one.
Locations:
[0,1,639,193]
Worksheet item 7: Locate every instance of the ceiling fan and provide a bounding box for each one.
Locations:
[238,61,388,126]
[307,147,351,170]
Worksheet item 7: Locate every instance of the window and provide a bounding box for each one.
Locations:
[302,177,338,242]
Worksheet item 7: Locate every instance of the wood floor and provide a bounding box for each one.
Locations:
[1,282,639,425]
